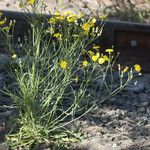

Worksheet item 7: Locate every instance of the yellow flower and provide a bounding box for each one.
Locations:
[49,17,56,24]
[93,45,100,50]
[98,57,105,64]
[74,76,79,83]
[60,60,68,69]
[103,55,109,61]
[50,27,55,34]
[53,33,62,39]
[54,11,61,16]
[82,60,88,67]
[28,0,35,5]
[96,52,100,58]
[118,64,121,71]
[105,49,114,53]
[53,11,65,20]
[82,23,91,31]
[123,66,129,73]
[88,50,95,56]
[88,21,95,27]
[134,64,141,73]
[67,15,77,23]
[0,17,7,25]
[2,26,9,31]
[91,18,96,24]
[92,55,98,62]
[12,54,17,59]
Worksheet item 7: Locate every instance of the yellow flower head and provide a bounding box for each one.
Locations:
[74,76,79,83]
[60,60,68,69]
[67,15,77,23]
[88,21,95,27]
[0,17,7,25]
[90,18,96,24]
[93,45,100,50]
[28,0,35,5]
[2,26,9,31]
[49,27,55,34]
[118,64,121,71]
[53,33,62,39]
[88,50,95,57]
[134,64,141,73]
[49,17,56,24]
[54,11,65,20]
[92,55,99,62]
[12,54,17,59]
[98,57,105,64]
[54,11,61,16]
[103,55,109,61]
[82,60,88,67]
[96,52,100,58]
[123,66,129,73]
[105,49,114,53]
[82,23,91,31]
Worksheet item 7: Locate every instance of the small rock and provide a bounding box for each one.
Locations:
[125,82,145,94]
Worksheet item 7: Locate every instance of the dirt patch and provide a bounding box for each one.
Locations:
[0,59,150,150]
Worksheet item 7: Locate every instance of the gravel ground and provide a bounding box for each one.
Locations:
[71,74,150,150]
[0,54,150,150]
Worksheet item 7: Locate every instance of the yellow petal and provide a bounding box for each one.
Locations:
[82,60,88,67]
[123,66,129,73]
[98,57,105,64]
[96,52,100,58]
[103,55,109,61]
[105,49,114,53]
[92,55,98,62]
[88,50,95,56]
[134,64,141,72]
[60,60,68,69]
[12,54,17,59]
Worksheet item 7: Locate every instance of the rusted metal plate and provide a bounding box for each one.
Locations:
[114,30,150,71]
[97,20,150,72]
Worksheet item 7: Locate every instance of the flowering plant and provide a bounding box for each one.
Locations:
[0,1,141,149]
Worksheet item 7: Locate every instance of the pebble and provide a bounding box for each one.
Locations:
[125,82,145,94]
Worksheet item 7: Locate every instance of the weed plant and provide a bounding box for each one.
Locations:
[0,0,141,149]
